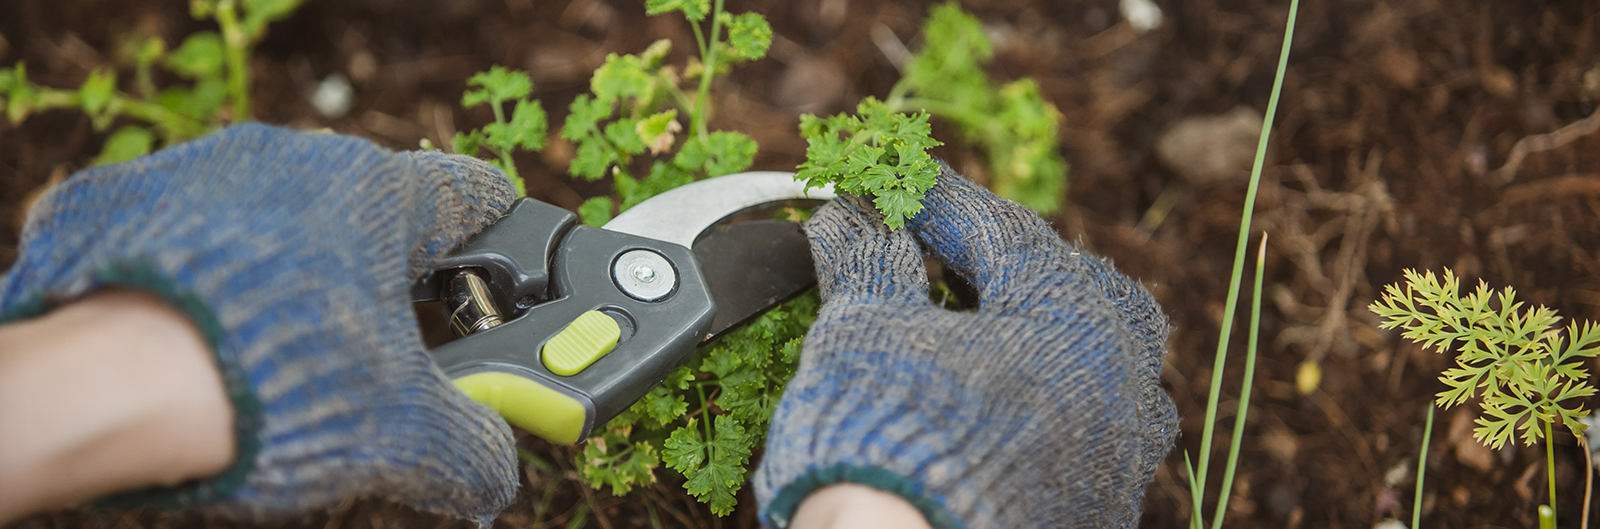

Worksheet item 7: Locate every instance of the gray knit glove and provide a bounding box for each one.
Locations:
[1,124,518,524]
[753,166,1178,528]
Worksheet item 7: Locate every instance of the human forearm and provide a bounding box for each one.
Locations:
[0,290,234,524]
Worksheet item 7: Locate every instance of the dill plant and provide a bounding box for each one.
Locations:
[1371,268,1600,527]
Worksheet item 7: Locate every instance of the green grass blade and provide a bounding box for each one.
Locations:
[1184,452,1204,529]
[1413,404,1434,529]
[1192,0,1300,526]
[1211,234,1268,529]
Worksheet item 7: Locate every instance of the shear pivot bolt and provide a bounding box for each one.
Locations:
[633,265,657,283]
[613,250,676,301]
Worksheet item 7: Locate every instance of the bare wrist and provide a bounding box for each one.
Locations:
[0,290,234,523]
[791,483,934,529]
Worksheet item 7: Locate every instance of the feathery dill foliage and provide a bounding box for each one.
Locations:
[1370,268,1600,449]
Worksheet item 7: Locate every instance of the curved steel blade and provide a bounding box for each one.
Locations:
[604,171,836,340]
[602,171,836,248]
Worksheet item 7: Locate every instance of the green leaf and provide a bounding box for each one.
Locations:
[483,98,548,152]
[604,118,648,155]
[619,162,695,210]
[78,68,117,118]
[591,54,653,106]
[667,365,695,389]
[136,37,166,66]
[902,3,993,108]
[645,0,710,21]
[678,416,752,516]
[795,102,939,227]
[874,187,925,229]
[636,109,680,154]
[640,387,689,427]
[578,429,659,495]
[189,0,216,19]
[157,77,226,121]
[662,420,706,473]
[452,129,488,157]
[569,137,613,181]
[463,66,533,109]
[92,126,155,166]
[562,93,613,142]
[165,32,225,80]
[717,12,772,61]
[578,196,614,227]
[677,131,757,177]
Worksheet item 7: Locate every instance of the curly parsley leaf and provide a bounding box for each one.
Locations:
[664,416,752,515]
[891,2,1068,213]
[677,131,757,177]
[718,12,772,61]
[578,429,659,496]
[578,196,614,227]
[592,54,655,106]
[796,98,942,229]
[462,66,532,109]
[456,66,547,194]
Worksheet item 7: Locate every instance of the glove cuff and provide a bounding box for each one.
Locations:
[0,260,264,509]
[763,463,964,529]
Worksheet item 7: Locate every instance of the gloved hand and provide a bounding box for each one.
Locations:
[754,165,1178,528]
[0,124,519,524]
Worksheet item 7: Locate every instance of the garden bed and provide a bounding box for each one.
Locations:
[4,0,1600,527]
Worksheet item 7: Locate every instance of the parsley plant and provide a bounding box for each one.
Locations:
[795,97,943,229]
[452,67,548,195]
[541,0,798,515]
[793,2,1069,226]
[563,0,770,226]
[1371,268,1600,524]
[886,2,1068,214]
[0,0,300,165]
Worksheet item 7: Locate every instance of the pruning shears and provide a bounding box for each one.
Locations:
[411,172,834,444]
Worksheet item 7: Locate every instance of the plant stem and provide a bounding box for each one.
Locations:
[888,97,987,129]
[114,96,209,139]
[1548,418,1558,527]
[1191,1,1299,527]
[1413,405,1434,529]
[692,0,725,141]
[486,99,523,193]
[215,0,252,120]
[26,84,206,140]
[885,79,912,109]
[1211,234,1268,529]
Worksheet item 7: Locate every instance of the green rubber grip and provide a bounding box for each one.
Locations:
[452,372,588,445]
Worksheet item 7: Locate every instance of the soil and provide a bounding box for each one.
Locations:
[4,0,1600,528]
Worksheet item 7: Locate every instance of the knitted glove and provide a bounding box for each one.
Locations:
[754,166,1178,528]
[0,124,519,525]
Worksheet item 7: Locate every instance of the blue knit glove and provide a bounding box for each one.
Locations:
[753,166,1178,528]
[0,124,519,524]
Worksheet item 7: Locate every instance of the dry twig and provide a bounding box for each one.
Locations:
[1492,106,1600,185]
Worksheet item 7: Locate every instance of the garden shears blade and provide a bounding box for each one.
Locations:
[411,172,834,444]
